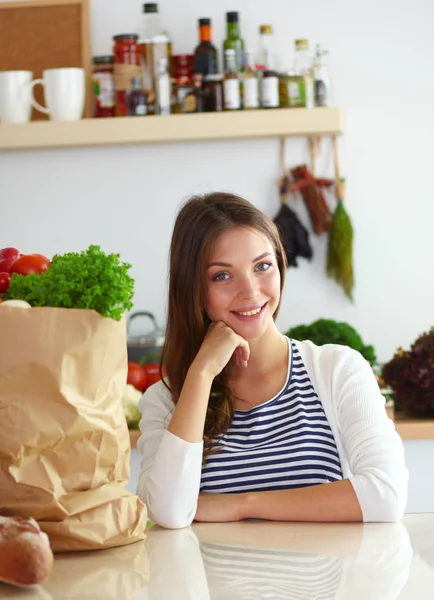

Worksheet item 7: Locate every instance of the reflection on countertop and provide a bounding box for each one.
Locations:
[1,514,434,599]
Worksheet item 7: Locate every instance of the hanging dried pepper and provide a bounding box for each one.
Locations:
[290,165,333,235]
[326,178,354,300]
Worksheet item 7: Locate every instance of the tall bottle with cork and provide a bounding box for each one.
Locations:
[293,39,314,108]
[138,3,172,104]
[193,18,218,77]
[223,12,244,72]
[313,44,332,107]
[242,50,259,109]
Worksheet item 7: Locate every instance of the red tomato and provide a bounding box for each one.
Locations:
[127,362,148,392]
[10,254,50,276]
[0,272,11,293]
[143,363,162,387]
[0,257,16,274]
[0,247,19,261]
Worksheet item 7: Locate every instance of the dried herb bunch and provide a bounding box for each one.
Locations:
[382,328,434,417]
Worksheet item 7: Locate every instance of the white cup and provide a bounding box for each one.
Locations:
[30,68,85,121]
[0,70,33,124]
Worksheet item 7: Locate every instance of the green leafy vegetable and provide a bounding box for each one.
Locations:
[285,318,376,365]
[382,327,434,417]
[4,245,134,321]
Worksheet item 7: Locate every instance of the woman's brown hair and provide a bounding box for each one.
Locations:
[161,192,287,460]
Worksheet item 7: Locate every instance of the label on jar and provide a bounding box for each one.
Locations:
[223,78,241,110]
[134,104,147,116]
[92,73,115,107]
[243,77,259,109]
[261,76,279,108]
[113,64,142,91]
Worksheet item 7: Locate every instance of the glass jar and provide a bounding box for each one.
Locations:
[279,71,306,107]
[171,54,194,78]
[171,76,194,113]
[92,56,115,118]
[113,34,141,116]
[204,74,223,112]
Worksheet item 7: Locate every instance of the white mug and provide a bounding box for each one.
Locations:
[0,70,33,124]
[30,68,85,121]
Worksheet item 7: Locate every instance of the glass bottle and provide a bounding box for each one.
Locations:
[293,39,314,108]
[242,50,259,109]
[138,3,172,100]
[223,49,241,110]
[156,57,171,114]
[193,18,218,77]
[183,74,207,113]
[204,74,223,112]
[261,68,279,109]
[257,24,275,70]
[313,44,332,107]
[128,77,148,116]
[223,11,244,72]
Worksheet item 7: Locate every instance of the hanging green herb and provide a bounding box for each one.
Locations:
[326,139,355,301]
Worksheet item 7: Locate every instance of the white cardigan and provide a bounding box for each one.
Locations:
[136,340,408,529]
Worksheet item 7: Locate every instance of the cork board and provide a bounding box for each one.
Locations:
[0,0,92,120]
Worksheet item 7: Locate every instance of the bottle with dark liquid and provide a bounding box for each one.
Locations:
[128,77,148,116]
[193,18,218,77]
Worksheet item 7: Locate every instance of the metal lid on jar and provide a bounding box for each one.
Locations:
[199,17,211,26]
[113,34,139,42]
[295,39,309,49]
[143,3,158,13]
[92,55,114,64]
[259,24,273,35]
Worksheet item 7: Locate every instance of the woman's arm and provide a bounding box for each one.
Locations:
[196,345,408,524]
[136,379,205,529]
[195,479,362,523]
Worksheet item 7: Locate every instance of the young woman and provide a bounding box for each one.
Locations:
[136,192,408,529]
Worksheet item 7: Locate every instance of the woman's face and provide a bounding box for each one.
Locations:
[204,226,281,341]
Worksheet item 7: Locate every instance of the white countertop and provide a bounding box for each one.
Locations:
[0,513,432,599]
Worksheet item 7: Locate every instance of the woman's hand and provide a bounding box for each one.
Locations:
[191,321,250,380]
[195,493,247,523]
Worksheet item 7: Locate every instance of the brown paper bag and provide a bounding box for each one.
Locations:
[0,306,148,552]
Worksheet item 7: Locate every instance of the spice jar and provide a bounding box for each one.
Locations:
[171,54,194,113]
[279,71,305,108]
[204,74,223,112]
[92,56,115,118]
[113,34,141,117]
[171,54,194,78]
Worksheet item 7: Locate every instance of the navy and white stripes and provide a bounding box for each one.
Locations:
[201,542,342,600]
[200,339,343,494]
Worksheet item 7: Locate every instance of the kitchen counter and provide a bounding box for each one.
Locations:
[0,513,432,599]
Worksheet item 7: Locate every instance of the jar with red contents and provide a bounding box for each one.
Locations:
[92,56,115,117]
[113,34,142,117]
[171,54,194,113]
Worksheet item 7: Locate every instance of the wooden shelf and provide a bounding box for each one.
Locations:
[0,107,342,151]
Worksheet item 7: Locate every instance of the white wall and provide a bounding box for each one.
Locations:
[2,0,434,362]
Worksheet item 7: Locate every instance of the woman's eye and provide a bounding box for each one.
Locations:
[256,262,272,272]
[213,272,230,282]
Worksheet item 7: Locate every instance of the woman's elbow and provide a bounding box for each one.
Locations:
[137,479,196,529]
[377,490,407,522]
[148,509,195,530]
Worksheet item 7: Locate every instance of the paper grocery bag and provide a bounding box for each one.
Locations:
[0,306,148,552]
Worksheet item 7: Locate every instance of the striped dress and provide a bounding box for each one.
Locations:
[200,339,343,494]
